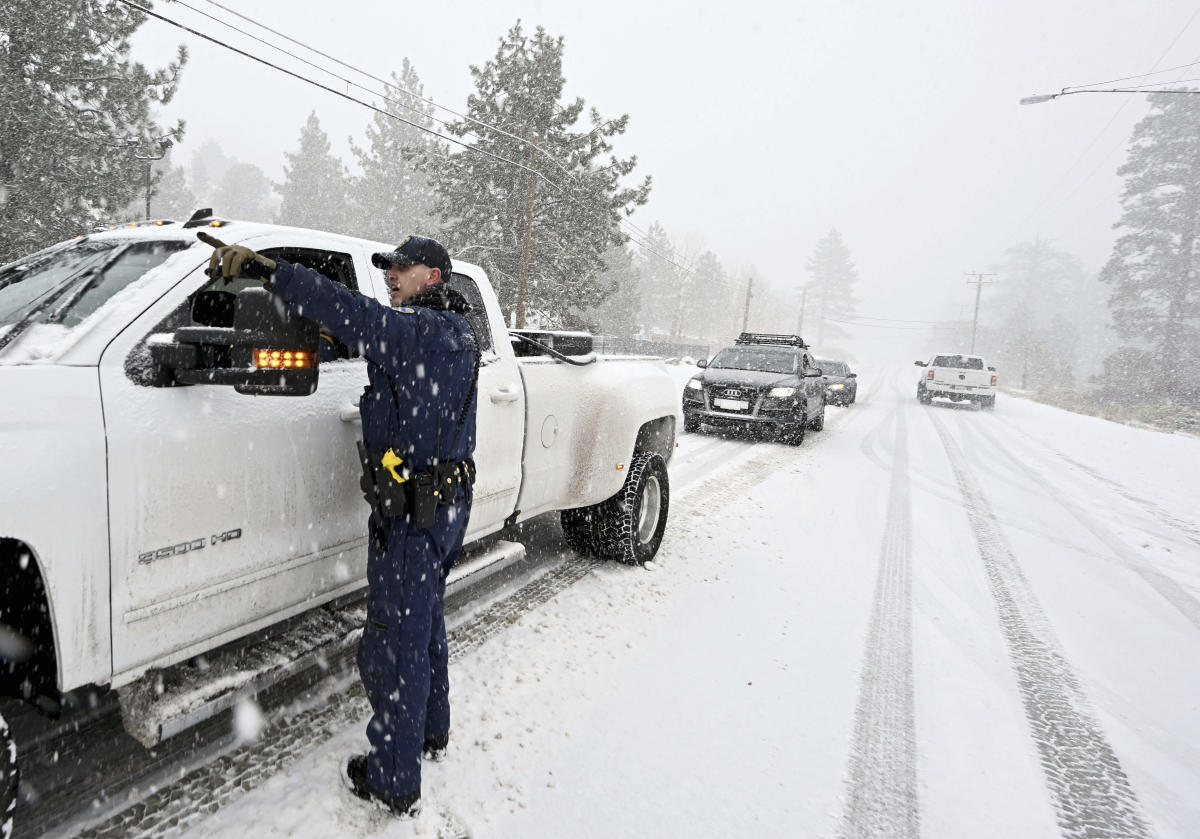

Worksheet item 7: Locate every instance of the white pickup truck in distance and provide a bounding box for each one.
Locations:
[0,216,678,762]
[915,353,997,409]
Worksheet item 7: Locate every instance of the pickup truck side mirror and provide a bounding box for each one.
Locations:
[987,366,996,372]
[913,360,926,366]
[150,287,320,396]
[696,358,708,369]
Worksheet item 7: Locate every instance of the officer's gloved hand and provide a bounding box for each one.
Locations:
[197,232,277,282]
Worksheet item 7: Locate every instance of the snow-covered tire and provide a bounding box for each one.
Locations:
[781,412,807,446]
[982,395,996,411]
[917,385,932,405]
[809,404,825,431]
[591,452,670,566]
[683,412,700,433]
[1,710,16,839]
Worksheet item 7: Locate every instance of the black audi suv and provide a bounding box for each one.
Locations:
[681,333,827,445]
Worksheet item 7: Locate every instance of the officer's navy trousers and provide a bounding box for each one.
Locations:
[357,490,470,801]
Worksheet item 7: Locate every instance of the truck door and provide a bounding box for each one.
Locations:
[100,238,369,676]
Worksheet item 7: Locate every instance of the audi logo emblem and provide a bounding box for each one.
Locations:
[722,389,742,397]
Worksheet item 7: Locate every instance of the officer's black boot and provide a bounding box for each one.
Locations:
[423,732,449,762]
[343,754,420,817]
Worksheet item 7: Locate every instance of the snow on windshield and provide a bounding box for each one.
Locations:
[710,348,799,374]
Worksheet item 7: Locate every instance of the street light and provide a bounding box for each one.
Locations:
[134,137,174,219]
[1020,87,1200,105]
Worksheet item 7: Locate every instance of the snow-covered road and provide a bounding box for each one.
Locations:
[114,364,1200,838]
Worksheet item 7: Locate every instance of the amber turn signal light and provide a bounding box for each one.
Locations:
[255,349,310,369]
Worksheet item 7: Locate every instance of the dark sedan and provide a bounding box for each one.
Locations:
[816,358,858,406]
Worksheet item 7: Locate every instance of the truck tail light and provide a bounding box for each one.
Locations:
[991,374,997,385]
[255,349,311,369]
[926,370,934,380]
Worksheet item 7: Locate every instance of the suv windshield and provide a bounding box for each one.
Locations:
[931,355,983,370]
[710,348,800,374]
[0,239,190,329]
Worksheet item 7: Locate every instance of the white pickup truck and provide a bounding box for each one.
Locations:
[0,217,677,793]
[915,352,997,409]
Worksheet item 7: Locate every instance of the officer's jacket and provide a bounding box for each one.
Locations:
[270,260,478,472]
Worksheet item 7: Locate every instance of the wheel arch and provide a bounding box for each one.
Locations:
[0,539,61,705]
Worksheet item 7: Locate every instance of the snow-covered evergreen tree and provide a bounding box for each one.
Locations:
[1100,92,1200,407]
[0,0,187,261]
[348,61,443,244]
[276,112,351,234]
[583,244,641,339]
[148,158,196,220]
[189,139,231,207]
[430,21,651,327]
[803,229,861,345]
[989,239,1101,390]
[636,223,681,336]
[217,162,275,223]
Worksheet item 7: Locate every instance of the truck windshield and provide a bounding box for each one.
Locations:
[0,239,189,329]
[710,348,799,374]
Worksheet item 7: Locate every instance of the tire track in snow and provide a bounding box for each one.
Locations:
[962,417,1200,633]
[998,416,1200,548]
[67,558,600,839]
[840,406,919,839]
[929,412,1153,839]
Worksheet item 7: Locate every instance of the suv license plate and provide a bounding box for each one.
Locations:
[713,398,749,411]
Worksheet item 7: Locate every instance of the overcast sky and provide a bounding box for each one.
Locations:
[131,0,1200,351]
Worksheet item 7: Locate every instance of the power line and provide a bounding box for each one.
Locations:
[188,0,660,248]
[115,0,689,277]
[1010,5,1200,244]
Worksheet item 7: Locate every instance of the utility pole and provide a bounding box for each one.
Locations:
[795,288,807,338]
[965,271,996,353]
[516,144,539,329]
[741,276,753,332]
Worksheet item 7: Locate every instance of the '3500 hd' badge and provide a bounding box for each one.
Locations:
[138,528,243,564]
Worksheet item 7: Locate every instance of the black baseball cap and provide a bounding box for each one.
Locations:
[371,235,452,276]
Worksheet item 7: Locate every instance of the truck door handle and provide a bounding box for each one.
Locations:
[339,404,361,422]
[490,385,521,404]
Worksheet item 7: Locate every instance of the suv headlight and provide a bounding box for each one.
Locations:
[828,383,845,390]
[686,379,703,391]
[768,386,796,398]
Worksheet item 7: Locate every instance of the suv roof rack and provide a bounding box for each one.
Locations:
[735,332,808,349]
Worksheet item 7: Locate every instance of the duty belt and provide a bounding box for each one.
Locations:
[358,443,475,531]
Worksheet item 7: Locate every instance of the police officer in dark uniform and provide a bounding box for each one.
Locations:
[202,234,478,817]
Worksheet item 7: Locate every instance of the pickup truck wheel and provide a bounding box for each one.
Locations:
[917,385,932,405]
[593,452,670,566]
[982,395,996,411]
[1,710,16,839]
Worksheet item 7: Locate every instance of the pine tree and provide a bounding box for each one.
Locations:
[1100,92,1200,407]
[189,138,231,207]
[636,222,681,337]
[991,239,1096,390]
[803,229,860,346]
[148,158,196,220]
[0,0,187,262]
[276,112,351,234]
[349,60,443,244]
[584,244,641,340]
[217,162,275,223]
[674,250,725,342]
[430,21,651,327]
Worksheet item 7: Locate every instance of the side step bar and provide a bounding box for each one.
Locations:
[119,539,527,747]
